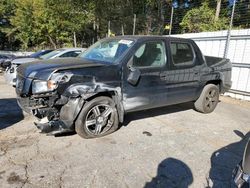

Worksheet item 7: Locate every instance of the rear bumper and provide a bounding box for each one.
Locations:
[221,81,232,94]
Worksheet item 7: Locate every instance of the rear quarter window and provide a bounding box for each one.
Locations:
[170,42,195,66]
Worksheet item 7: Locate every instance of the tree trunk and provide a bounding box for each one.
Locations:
[48,35,57,49]
[146,16,152,35]
[215,0,222,21]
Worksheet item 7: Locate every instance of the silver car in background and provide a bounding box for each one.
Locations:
[5,48,85,86]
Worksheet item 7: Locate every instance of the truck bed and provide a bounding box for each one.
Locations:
[205,56,230,67]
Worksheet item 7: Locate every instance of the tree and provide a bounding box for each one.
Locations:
[10,0,36,49]
[180,2,228,33]
[0,0,18,50]
[2,0,94,49]
[1,0,249,50]
[215,0,222,21]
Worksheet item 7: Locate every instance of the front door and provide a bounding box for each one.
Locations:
[122,40,168,112]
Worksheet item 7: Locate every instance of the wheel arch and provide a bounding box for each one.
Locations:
[85,91,124,123]
[205,79,222,92]
[60,89,125,130]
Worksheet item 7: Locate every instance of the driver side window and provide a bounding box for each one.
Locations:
[132,41,166,68]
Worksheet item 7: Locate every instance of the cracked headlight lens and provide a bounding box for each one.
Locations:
[32,80,57,94]
[32,72,72,94]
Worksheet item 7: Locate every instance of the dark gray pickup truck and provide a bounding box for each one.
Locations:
[16,36,232,138]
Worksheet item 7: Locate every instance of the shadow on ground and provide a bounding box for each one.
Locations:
[123,102,194,126]
[0,98,24,130]
[144,158,193,188]
[208,130,250,188]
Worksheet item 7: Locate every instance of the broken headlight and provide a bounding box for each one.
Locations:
[32,72,72,94]
[32,80,57,94]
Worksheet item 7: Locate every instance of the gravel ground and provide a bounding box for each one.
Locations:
[0,74,250,188]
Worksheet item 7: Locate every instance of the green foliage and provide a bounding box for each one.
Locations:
[1,0,94,50]
[0,0,249,50]
[180,2,228,33]
[0,0,17,49]
[10,0,36,49]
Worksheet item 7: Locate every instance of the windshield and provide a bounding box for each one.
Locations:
[79,39,134,63]
[30,50,52,58]
[40,49,64,60]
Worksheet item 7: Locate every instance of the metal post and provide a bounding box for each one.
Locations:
[121,25,124,36]
[93,21,96,44]
[96,21,100,40]
[73,32,77,47]
[224,0,236,58]
[133,14,136,35]
[108,21,111,37]
[169,6,174,35]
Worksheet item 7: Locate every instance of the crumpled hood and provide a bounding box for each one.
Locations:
[17,57,107,79]
[12,57,38,65]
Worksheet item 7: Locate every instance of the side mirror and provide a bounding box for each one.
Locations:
[243,139,250,174]
[127,66,141,86]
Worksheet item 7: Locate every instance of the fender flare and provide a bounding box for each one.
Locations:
[59,90,124,128]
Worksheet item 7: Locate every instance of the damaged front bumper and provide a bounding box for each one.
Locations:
[34,117,74,135]
[17,94,85,135]
[233,163,250,188]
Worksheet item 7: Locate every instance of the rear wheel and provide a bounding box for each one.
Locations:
[194,84,219,113]
[75,96,119,139]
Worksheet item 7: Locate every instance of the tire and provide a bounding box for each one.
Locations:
[75,96,119,139]
[194,84,219,113]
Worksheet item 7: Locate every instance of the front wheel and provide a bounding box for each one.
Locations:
[194,84,219,113]
[75,96,119,139]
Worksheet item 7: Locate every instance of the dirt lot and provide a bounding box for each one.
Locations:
[0,74,250,188]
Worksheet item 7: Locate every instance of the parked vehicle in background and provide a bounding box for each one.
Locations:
[0,54,16,73]
[233,139,250,188]
[5,48,85,86]
[29,49,53,58]
[39,48,84,60]
[16,36,232,139]
[4,50,53,69]
[3,49,52,81]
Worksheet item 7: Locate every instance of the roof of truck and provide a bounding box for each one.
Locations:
[106,35,193,42]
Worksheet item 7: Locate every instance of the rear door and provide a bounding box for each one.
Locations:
[160,39,203,104]
[122,39,168,112]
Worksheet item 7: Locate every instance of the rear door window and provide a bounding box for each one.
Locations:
[170,42,195,66]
